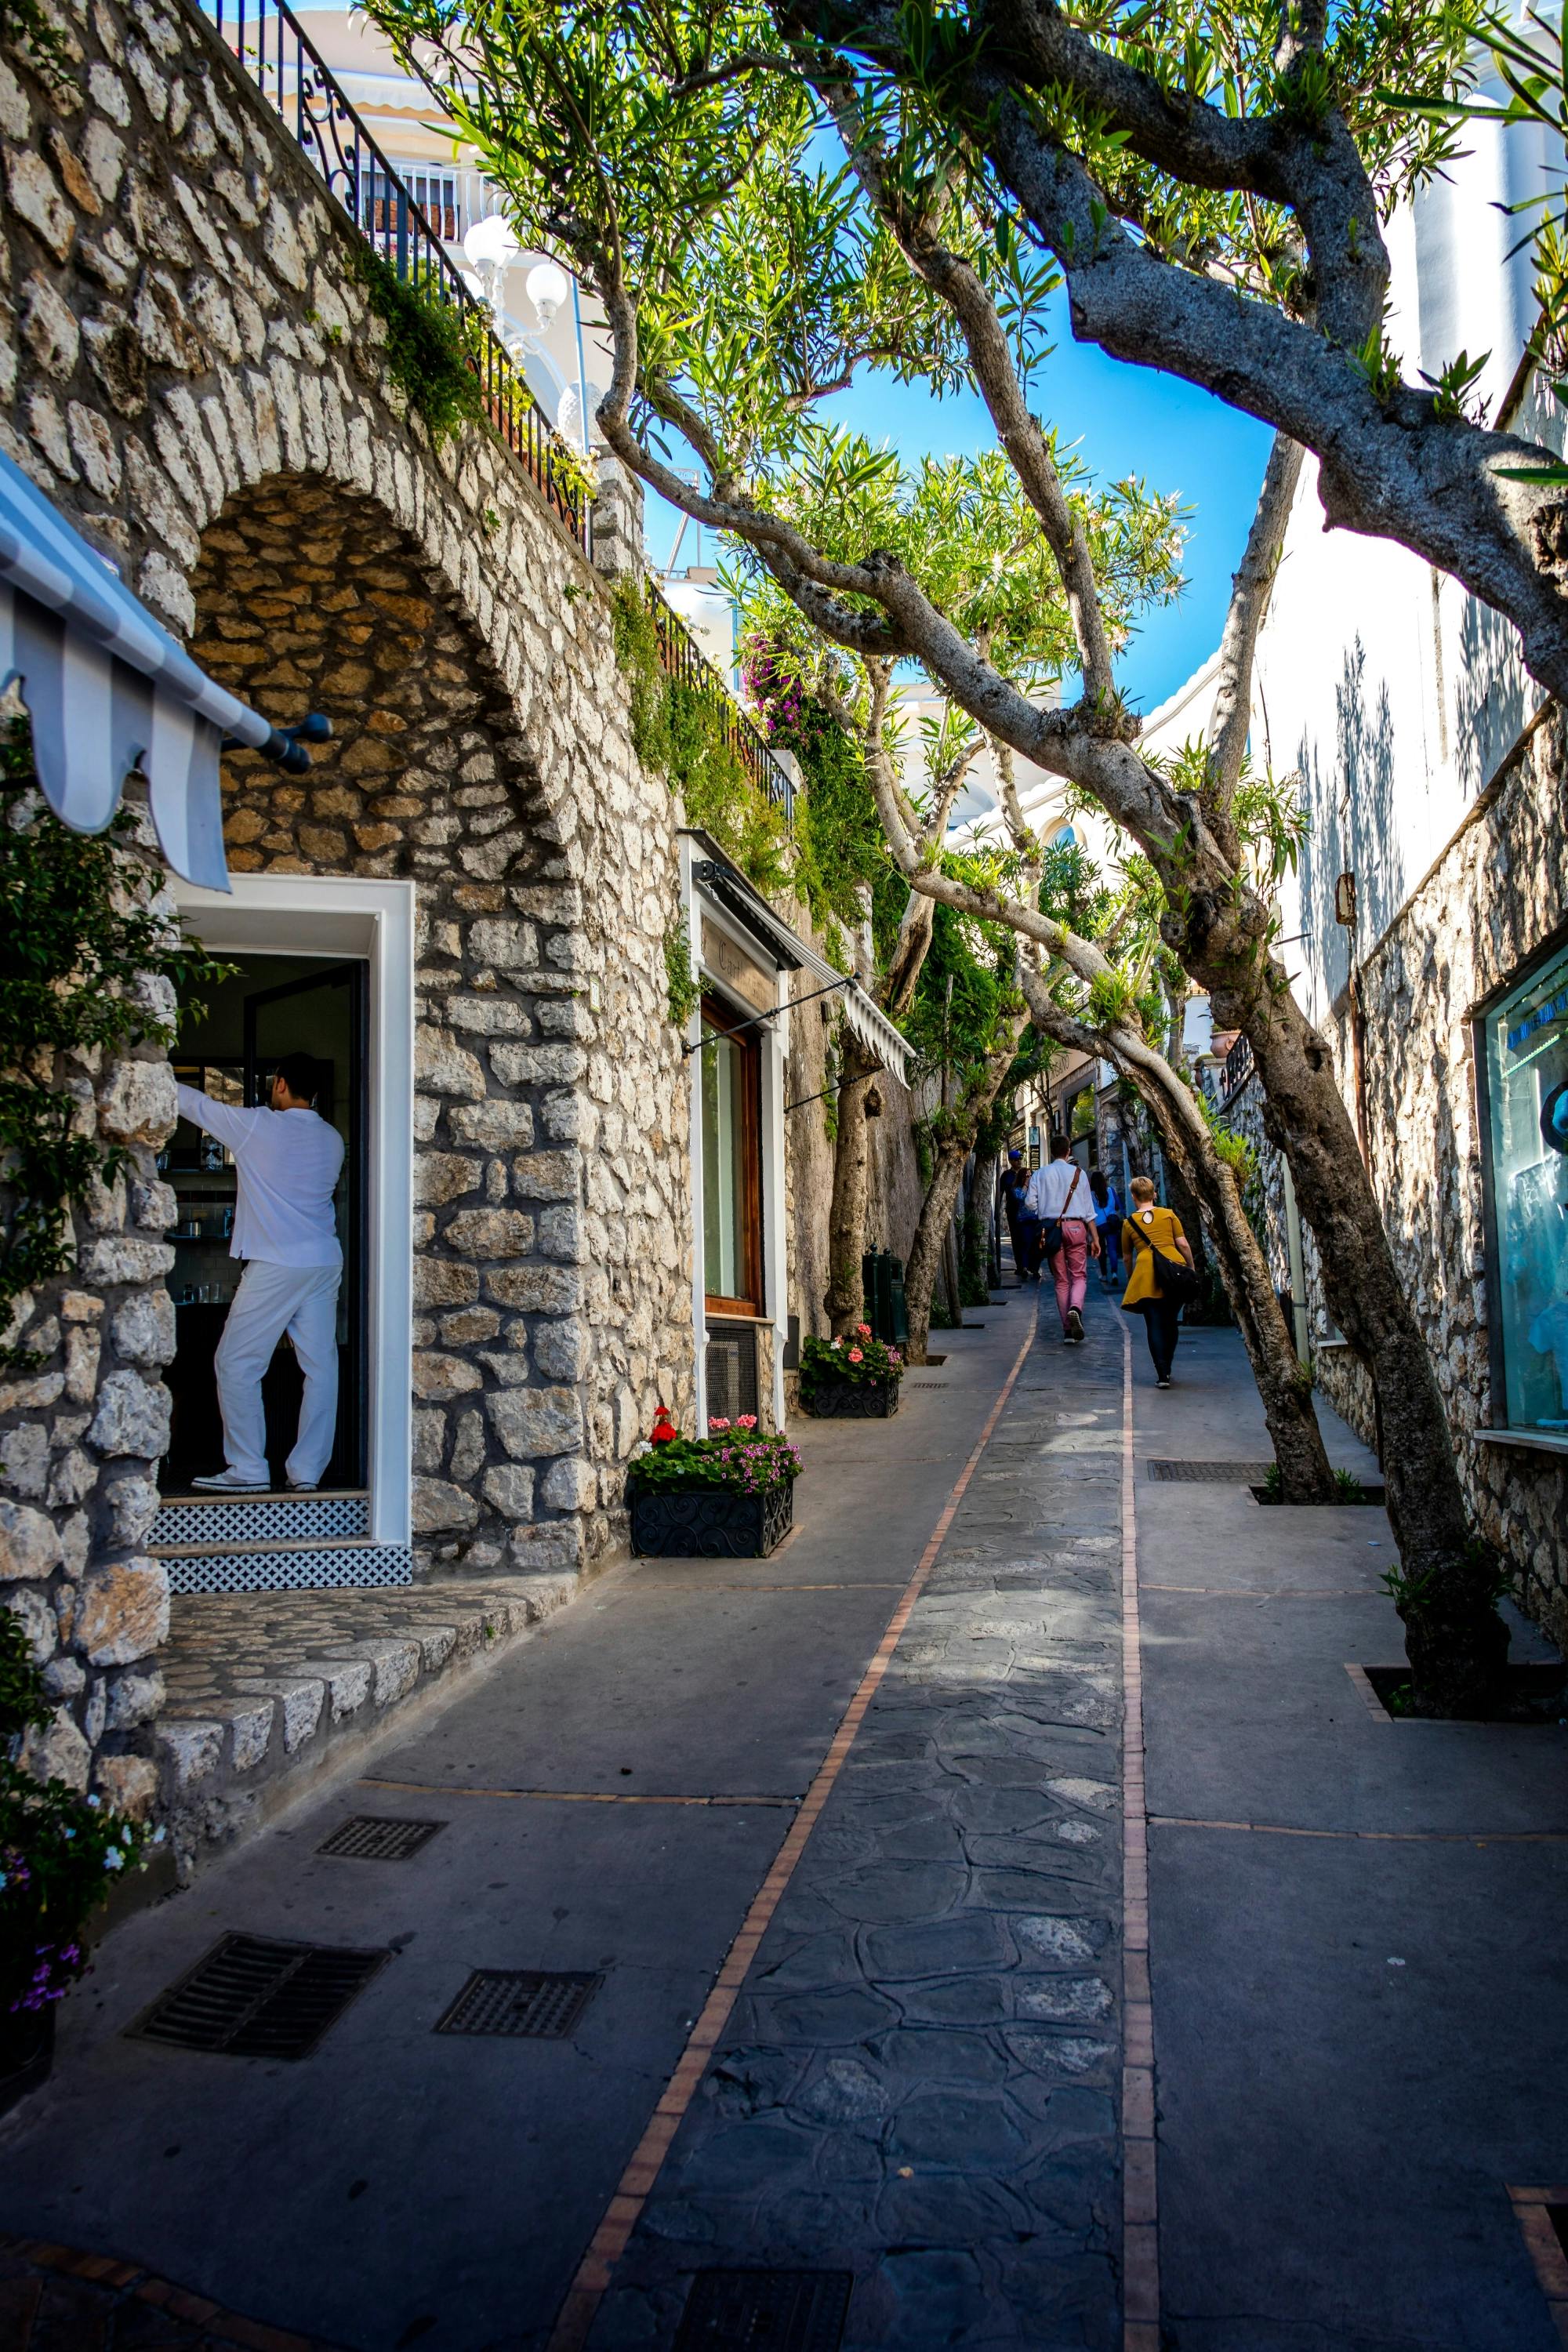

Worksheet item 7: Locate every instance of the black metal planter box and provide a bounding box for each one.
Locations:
[630,1479,794,1559]
[799,1375,901,1419]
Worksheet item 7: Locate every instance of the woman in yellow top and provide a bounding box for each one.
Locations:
[1120,1175,1196,1388]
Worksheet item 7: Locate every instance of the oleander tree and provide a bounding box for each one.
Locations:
[736,445,1182,1346]
[361,0,1517,1704]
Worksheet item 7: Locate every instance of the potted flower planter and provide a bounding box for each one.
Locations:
[627,1417,803,1559]
[0,1999,53,2122]
[797,1327,904,1417]
[799,1374,902,1418]
[631,1478,795,1559]
[0,1611,159,2114]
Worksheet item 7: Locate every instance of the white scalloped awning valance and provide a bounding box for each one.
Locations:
[0,448,295,890]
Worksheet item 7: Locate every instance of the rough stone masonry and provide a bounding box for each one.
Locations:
[0,0,697,1810]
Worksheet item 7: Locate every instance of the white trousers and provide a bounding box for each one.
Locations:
[215,1259,342,1486]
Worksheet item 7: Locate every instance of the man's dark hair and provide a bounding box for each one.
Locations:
[274,1052,321,1105]
[1049,1131,1072,1159]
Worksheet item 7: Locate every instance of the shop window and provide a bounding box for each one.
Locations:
[700,995,763,1317]
[1481,939,1568,1432]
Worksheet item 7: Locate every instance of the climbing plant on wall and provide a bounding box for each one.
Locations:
[0,723,230,1367]
[610,582,792,895]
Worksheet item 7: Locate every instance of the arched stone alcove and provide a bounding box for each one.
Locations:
[187,474,605,1575]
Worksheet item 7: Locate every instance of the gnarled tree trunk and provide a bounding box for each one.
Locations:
[1196,960,1504,1711]
[1020,976,1337,1501]
[824,1030,881,1335]
[903,1015,1027,1363]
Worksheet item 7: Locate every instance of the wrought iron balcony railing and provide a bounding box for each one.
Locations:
[1220,1033,1254,1103]
[647,590,795,818]
[194,0,590,553]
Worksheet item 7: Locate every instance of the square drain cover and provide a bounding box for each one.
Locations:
[317,1814,445,1862]
[130,1933,388,2059]
[1147,1460,1274,1483]
[675,2270,851,2350]
[434,1969,602,2038]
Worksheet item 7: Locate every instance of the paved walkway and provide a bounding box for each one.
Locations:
[3,1294,1565,2351]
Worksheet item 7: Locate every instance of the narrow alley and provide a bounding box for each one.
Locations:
[2,1294,1563,2350]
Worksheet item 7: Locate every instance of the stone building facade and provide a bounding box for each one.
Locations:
[0,0,696,1810]
[1292,714,1568,1650]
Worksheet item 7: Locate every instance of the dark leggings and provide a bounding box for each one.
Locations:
[1140,1296,1181,1380]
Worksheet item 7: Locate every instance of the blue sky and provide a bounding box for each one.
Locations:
[645,335,1274,717]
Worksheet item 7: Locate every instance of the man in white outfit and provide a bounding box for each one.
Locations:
[174,1052,346,1493]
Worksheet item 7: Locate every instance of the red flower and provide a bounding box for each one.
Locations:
[856,1323,872,1338]
[848,1347,863,1363]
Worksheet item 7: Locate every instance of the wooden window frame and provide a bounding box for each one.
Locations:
[701,991,764,1319]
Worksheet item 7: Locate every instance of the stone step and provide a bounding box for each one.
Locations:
[154,1573,579,1874]
[151,1490,371,1547]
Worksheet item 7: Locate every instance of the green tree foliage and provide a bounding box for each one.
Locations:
[0,727,230,1366]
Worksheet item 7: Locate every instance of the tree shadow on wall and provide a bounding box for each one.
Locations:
[1454,593,1529,800]
[1298,634,1403,1003]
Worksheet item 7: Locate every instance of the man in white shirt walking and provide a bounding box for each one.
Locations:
[174,1053,346,1492]
[1023,1132,1101,1343]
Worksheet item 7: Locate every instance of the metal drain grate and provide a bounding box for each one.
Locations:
[129,1934,388,2059]
[317,1815,445,1862]
[434,1969,602,2038]
[1147,1460,1274,1483]
[906,1381,949,1388]
[675,2270,852,2351]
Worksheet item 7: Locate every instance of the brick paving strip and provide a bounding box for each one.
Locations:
[1508,2190,1568,2347]
[0,2233,350,2351]
[568,1308,1132,2352]
[1118,1322,1159,2352]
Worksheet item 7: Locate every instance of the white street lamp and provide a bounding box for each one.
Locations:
[462,214,521,322]
[525,260,571,332]
[463,213,521,273]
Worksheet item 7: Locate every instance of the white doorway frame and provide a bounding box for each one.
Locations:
[173,875,416,1547]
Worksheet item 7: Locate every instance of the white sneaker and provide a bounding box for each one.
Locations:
[191,1468,269,1490]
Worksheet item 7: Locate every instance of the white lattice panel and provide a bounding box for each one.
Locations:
[165,1545,412,1595]
[151,1492,370,1548]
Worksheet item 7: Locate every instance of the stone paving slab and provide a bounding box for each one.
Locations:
[590,1308,1128,2350]
[153,1573,577,1871]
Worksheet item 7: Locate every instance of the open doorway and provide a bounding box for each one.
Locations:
[160,953,368,1495]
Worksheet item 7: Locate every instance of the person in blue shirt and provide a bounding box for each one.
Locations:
[1090,1165,1122,1287]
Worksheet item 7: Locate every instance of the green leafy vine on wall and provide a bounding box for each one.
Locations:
[663,912,700,1028]
[610,581,792,897]
[0,724,230,1367]
[348,249,596,501]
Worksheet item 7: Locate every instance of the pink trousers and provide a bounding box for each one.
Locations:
[1049,1220,1092,1331]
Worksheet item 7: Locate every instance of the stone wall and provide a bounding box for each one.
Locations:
[1223,713,1568,1650]
[0,0,697,1806]
[191,474,691,1576]
[0,793,180,1819]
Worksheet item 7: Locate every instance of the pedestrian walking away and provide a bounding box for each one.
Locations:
[1024,1132,1101,1340]
[999,1147,1030,1282]
[1120,1174,1196,1386]
[1090,1163,1122,1287]
[175,1051,346,1492]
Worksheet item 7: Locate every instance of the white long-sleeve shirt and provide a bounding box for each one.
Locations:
[175,1083,344,1269]
[1022,1158,1093,1221]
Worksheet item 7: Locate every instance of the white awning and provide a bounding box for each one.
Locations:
[0,448,305,891]
[684,829,909,1088]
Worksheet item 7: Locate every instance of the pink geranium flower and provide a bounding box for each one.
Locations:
[848,1347,863,1363]
[856,1323,872,1338]
[736,1414,757,1429]
[708,1416,730,1432]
